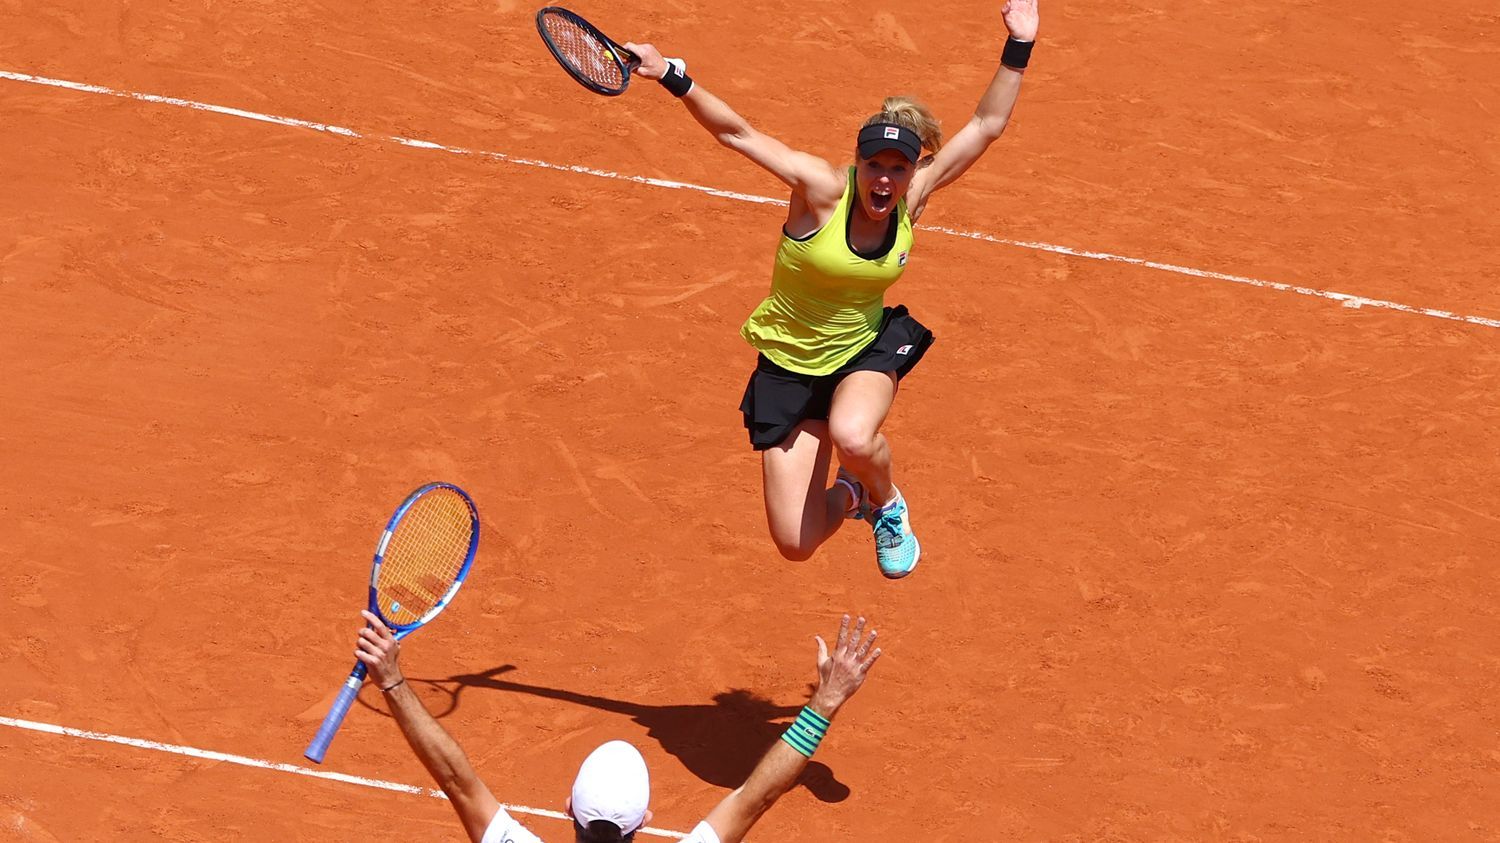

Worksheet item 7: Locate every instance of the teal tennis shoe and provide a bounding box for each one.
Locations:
[871,488,920,579]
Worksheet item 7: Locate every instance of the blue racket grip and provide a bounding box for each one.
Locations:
[304,665,367,763]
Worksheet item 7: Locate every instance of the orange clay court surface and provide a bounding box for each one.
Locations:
[2,0,1499,840]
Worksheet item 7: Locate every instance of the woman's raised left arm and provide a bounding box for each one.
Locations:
[908,0,1040,216]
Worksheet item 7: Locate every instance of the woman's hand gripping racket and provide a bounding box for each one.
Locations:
[535,6,641,96]
[303,483,480,763]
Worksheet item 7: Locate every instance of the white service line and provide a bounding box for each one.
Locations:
[0,714,687,840]
[3,68,1497,332]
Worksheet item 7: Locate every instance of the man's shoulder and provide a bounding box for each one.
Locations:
[478,810,719,843]
[480,808,546,843]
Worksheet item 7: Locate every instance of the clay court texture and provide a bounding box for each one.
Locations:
[3,0,1499,839]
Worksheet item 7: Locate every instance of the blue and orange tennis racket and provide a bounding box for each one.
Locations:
[304,482,480,763]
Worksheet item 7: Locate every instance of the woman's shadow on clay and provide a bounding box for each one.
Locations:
[362,665,850,803]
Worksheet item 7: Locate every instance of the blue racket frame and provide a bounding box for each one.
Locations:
[304,482,480,764]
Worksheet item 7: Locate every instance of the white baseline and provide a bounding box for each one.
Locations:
[0,714,687,840]
[2,68,1496,332]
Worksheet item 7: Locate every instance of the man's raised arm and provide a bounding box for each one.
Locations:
[699,614,884,843]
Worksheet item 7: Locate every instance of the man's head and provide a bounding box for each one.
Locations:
[567,741,653,843]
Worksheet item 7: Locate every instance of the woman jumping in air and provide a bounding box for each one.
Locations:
[625,0,1040,578]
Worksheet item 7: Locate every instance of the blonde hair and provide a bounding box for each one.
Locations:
[862,96,943,159]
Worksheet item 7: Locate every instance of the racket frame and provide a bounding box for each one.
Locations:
[535,6,640,96]
[369,482,481,635]
[304,482,480,764]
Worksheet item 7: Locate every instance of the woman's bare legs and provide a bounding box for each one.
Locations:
[760,420,851,561]
[759,371,904,562]
[828,371,898,506]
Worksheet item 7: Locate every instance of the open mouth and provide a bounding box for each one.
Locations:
[869,187,895,213]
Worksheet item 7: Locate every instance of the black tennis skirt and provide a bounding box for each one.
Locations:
[739,305,935,450]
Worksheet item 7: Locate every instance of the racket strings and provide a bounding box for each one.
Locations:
[376,489,474,625]
[541,13,624,88]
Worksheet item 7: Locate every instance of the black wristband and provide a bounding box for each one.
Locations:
[1002,36,1034,70]
[658,59,694,98]
[380,678,406,693]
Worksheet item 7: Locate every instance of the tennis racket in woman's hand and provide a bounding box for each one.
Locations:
[303,483,480,763]
[536,6,641,96]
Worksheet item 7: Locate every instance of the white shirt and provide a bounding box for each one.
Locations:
[680,821,722,843]
[480,809,544,843]
[481,810,722,843]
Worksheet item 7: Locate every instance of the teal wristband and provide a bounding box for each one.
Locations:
[780,707,831,758]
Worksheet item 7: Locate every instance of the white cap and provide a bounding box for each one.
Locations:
[571,741,650,834]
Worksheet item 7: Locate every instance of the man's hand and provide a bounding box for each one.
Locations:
[355,610,404,690]
[809,615,882,718]
[621,42,668,80]
[1002,0,1040,42]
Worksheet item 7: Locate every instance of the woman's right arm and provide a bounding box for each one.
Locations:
[623,42,844,201]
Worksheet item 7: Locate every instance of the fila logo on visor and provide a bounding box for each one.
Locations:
[884,126,901,139]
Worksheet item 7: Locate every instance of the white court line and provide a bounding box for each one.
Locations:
[3,67,1498,331]
[0,714,687,839]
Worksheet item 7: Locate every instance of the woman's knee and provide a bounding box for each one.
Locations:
[772,538,817,562]
[830,421,879,462]
[768,517,820,561]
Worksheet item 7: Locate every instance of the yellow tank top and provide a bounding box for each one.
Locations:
[740,167,915,375]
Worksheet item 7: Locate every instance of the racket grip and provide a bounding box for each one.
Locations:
[614,42,640,70]
[304,667,366,764]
